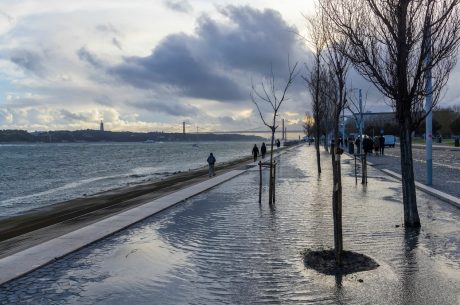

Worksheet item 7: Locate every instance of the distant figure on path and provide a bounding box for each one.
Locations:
[379,135,385,155]
[276,139,281,148]
[252,144,259,162]
[207,153,216,177]
[363,136,374,156]
[261,142,267,159]
[373,137,380,156]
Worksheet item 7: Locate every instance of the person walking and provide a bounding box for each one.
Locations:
[379,134,385,155]
[261,142,267,159]
[276,139,281,148]
[373,136,380,156]
[252,144,259,162]
[207,153,216,177]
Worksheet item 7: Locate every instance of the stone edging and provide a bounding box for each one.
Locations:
[381,169,460,209]
[0,145,299,286]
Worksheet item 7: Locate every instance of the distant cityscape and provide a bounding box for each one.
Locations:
[0,128,264,143]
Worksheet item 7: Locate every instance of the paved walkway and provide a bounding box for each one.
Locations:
[0,145,459,304]
[365,144,460,199]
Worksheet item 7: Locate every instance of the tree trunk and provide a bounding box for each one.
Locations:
[399,119,421,227]
[268,129,275,205]
[315,127,321,174]
[332,125,343,265]
[324,133,329,152]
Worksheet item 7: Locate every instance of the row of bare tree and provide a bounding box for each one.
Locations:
[252,0,460,264]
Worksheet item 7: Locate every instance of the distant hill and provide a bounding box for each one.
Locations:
[0,129,264,143]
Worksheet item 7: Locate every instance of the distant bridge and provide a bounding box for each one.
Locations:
[206,130,304,134]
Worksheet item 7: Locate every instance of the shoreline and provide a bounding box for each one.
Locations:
[0,153,259,258]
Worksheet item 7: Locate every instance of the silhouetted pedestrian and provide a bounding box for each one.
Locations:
[207,153,216,177]
[261,142,267,159]
[373,136,380,156]
[363,136,374,156]
[379,135,385,155]
[355,137,361,154]
[252,144,259,162]
[276,139,281,148]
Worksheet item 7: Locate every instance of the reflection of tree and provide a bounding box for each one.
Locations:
[400,227,421,304]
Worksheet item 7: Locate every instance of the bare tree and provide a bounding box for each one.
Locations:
[303,15,327,174]
[251,60,298,204]
[322,0,460,227]
[320,11,351,264]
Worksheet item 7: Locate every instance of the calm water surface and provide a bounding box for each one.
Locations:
[0,142,256,217]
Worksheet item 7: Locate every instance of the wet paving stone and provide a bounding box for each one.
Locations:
[0,146,459,305]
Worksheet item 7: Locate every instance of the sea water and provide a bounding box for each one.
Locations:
[0,141,257,217]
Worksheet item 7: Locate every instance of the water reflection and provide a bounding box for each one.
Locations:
[0,146,459,305]
[399,227,421,305]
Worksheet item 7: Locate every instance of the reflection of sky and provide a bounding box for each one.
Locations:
[0,146,459,304]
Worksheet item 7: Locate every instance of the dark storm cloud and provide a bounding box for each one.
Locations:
[163,0,193,13]
[9,49,46,76]
[110,6,308,102]
[198,6,302,74]
[112,33,245,101]
[129,99,199,117]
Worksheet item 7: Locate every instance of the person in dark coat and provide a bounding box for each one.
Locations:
[261,142,267,159]
[379,135,385,155]
[355,137,361,154]
[276,139,281,148]
[252,144,259,162]
[363,136,374,156]
[207,153,216,177]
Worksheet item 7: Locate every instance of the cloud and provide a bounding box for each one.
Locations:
[8,49,47,76]
[111,33,246,101]
[94,95,113,106]
[60,109,89,122]
[200,6,304,74]
[77,47,105,68]
[129,99,199,117]
[95,23,120,35]
[109,6,308,103]
[112,37,123,50]
[163,0,193,13]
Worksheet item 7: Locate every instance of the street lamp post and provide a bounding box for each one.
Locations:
[359,89,364,154]
[425,19,433,186]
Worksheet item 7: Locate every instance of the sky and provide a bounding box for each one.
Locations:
[0,0,459,133]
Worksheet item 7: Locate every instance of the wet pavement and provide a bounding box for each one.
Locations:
[369,145,460,198]
[1,145,459,305]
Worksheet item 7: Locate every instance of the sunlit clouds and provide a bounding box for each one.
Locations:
[0,1,458,132]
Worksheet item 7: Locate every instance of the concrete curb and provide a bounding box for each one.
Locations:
[343,151,459,209]
[381,169,460,209]
[0,169,248,286]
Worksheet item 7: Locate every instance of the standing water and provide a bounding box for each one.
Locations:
[0,142,256,217]
[0,145,458,304]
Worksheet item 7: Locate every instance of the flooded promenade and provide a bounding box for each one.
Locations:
[1,145,459,304]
